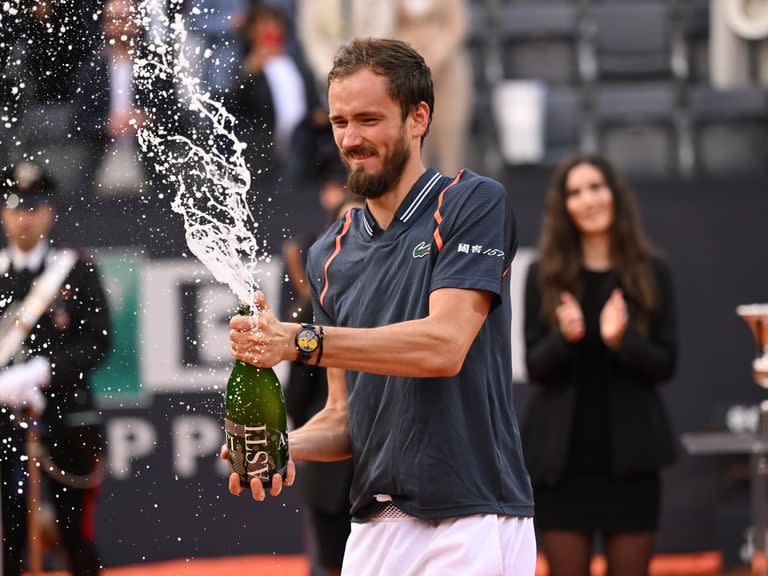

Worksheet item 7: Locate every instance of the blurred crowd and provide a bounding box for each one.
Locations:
[0,0,474,207]
[1,0,767,205]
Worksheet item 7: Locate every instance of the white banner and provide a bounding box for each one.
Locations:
[139,258,285,392]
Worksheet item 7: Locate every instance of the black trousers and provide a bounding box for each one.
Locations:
[1,432,101,576]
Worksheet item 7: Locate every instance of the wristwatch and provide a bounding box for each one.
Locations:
[295,323,324,365]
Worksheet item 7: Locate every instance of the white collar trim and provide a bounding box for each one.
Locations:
[9,239,48,272]
[401,171,442,223]
[361,170,443,237]
[362,212,374,236]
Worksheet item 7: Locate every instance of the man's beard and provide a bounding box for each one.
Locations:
[342,132,410,200]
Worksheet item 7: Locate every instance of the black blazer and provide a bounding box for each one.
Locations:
[226,56,327,183]
[0,248,111,473]
[521,258,678,486]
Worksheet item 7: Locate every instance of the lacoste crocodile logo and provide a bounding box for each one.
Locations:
[412,241,432,259]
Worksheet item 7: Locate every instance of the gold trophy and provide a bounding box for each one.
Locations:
[738,304,768,575]
[682,305,768,574]
[738,305,768,388]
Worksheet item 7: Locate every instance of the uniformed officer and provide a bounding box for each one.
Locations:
[0,162,110,576]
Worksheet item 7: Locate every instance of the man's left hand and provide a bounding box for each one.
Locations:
[219,444,296,501]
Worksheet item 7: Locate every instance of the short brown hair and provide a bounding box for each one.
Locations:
[328,38,434,140]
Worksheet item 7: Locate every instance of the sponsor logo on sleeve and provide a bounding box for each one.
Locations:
[456,244,505,258]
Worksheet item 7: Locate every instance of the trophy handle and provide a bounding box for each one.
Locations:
[738,304,768,388]
[738,304,768,352]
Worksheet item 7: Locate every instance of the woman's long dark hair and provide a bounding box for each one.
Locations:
[537,154,658,333]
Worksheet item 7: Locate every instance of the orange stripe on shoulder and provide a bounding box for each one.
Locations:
[433,228,444,251]
[433,170,464,252]
[319,209,353,307]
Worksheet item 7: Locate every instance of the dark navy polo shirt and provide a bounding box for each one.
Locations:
[306,168,534,521]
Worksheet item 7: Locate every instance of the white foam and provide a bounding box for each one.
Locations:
[134,0,264,306]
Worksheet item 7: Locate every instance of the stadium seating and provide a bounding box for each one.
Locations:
[499,3,583,84]
[689,86,768,174]
[544,85,585,166]
[593,82,681,175]
[679,0,711,82]
[589,2,679,80]
[485,0,768,176]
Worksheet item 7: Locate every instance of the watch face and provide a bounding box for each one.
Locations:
[297,328,318,353]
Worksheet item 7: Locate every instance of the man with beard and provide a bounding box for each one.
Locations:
[225,38,535,575]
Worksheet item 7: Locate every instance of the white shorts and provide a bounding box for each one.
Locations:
[341,507,536,576]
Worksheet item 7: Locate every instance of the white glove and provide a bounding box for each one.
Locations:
[0,357,50,413]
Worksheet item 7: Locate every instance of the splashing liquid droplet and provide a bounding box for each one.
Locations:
[134,0,265,305]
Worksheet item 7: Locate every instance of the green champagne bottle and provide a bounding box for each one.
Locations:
[224,307,289,490]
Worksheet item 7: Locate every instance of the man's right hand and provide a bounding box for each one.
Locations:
[229,291,298,368]
[219,444,296,501]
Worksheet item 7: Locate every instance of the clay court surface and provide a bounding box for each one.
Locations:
[18,550,756,575]
[23,555,310,576]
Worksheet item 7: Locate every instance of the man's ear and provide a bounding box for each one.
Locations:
[410,101,430,139]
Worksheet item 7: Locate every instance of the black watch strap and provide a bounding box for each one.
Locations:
[295,323,324,365]
[313,325,325,366]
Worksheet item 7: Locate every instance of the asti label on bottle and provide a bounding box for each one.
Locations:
[225,419,288,483]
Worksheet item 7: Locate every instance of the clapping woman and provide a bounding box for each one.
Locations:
[523,154,677,576]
